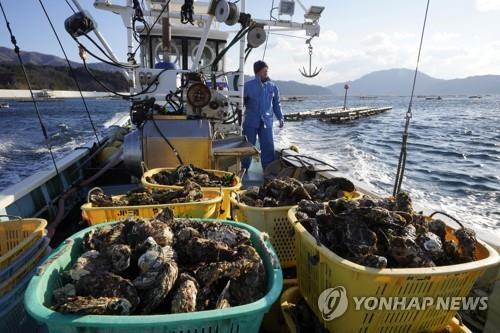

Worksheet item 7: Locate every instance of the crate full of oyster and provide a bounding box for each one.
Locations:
[230,176,361,268]
[24,209,282,333]
[81,180,223,225]
[288,192,500,333]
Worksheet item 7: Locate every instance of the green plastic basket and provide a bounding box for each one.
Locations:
[24,219,283,333]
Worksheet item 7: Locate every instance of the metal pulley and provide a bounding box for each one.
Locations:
[247,26,266,48]
[215,0,240,26]
[299,38,322,78]
[64,11,96,37]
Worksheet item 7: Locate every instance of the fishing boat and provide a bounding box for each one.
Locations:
[0,1,499,332]
[0,102,8,108]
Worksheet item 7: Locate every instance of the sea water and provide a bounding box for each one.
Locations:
[0,96,498,236]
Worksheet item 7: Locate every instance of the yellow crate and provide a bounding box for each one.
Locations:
[230,191,297,269]
[279,286,472,333]
[0,237,49,296]
[0,217,47,270]
[230,190,363,269]
[141,167,241,219]
[81,191,223,225]
[288,208,500,333]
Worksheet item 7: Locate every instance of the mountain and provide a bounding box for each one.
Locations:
[0,63,128,91]
[327,68,500,96]
[243,75,330,96]
[272,79,331,96]
[0,46,119,72]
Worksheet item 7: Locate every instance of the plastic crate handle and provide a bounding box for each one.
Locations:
[308,252,320,265]
[229,190,240,220]
[87,187,105,203]
[429,211,465,229]
[0,214,23,221]
[140,161,149,176]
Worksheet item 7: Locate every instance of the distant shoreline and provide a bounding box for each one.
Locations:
[0,89,123,100]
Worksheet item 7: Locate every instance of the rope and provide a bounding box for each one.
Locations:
[79,54,161,98]
[64,0,76,13]
[0,0,61,177]
[38,0,100,144]
[393,0,430,196]
[262,0,276,60]
[150,117,184,165]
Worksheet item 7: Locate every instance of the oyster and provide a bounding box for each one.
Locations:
[84,223,126,252]
[75,271,140,308]
[55,296,132,315]
[170,273,198,313]
[138,260,178,314]
[455,227,477,261]
[105,244,131,273]
[68,250,111,281]
[177,237,236,265]
[134,237,172,289]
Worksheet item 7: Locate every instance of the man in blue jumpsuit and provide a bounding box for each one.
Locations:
[242,60,284,171]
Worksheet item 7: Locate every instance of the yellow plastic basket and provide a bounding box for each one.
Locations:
[141,167,241,219]
[81,190,223,225]
[279,286,472,333]
[0,237,49,297]
[230,190,363,269]
[0,217,47,270]
[288,208,500,333]
[230,191,297,269]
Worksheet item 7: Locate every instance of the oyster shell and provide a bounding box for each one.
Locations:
[54,296,132,315]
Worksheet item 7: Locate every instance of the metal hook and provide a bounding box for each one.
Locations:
[299,39,322,78]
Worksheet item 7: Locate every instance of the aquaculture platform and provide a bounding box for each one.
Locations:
[284,106,392,122]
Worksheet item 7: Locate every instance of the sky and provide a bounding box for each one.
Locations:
[0,0,499,86]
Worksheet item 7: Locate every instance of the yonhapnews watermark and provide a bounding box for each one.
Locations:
[318,286,488,321]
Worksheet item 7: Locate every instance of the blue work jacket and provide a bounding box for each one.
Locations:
[243,75,283,129]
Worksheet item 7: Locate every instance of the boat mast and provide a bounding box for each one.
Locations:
[238,0,245,112]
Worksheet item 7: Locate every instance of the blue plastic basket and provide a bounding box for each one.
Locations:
[24,219,283,333]
[0,236,49,284]
[0,248,50,333]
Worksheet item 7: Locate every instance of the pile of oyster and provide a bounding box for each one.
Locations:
[89,180,204,207]
[295,192,479,269]
[239,177,356,207]
[52,209,266,315]
[146,164,237,187]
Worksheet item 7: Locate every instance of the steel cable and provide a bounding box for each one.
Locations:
[393,0,431,196]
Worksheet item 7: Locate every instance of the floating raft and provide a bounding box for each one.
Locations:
[284,106,392,122]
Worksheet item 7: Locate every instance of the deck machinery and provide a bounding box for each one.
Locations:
[69,0,324,174]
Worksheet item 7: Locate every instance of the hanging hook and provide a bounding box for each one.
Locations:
[299,38,322,78]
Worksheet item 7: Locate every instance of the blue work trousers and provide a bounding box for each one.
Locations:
[242,122,275,170]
